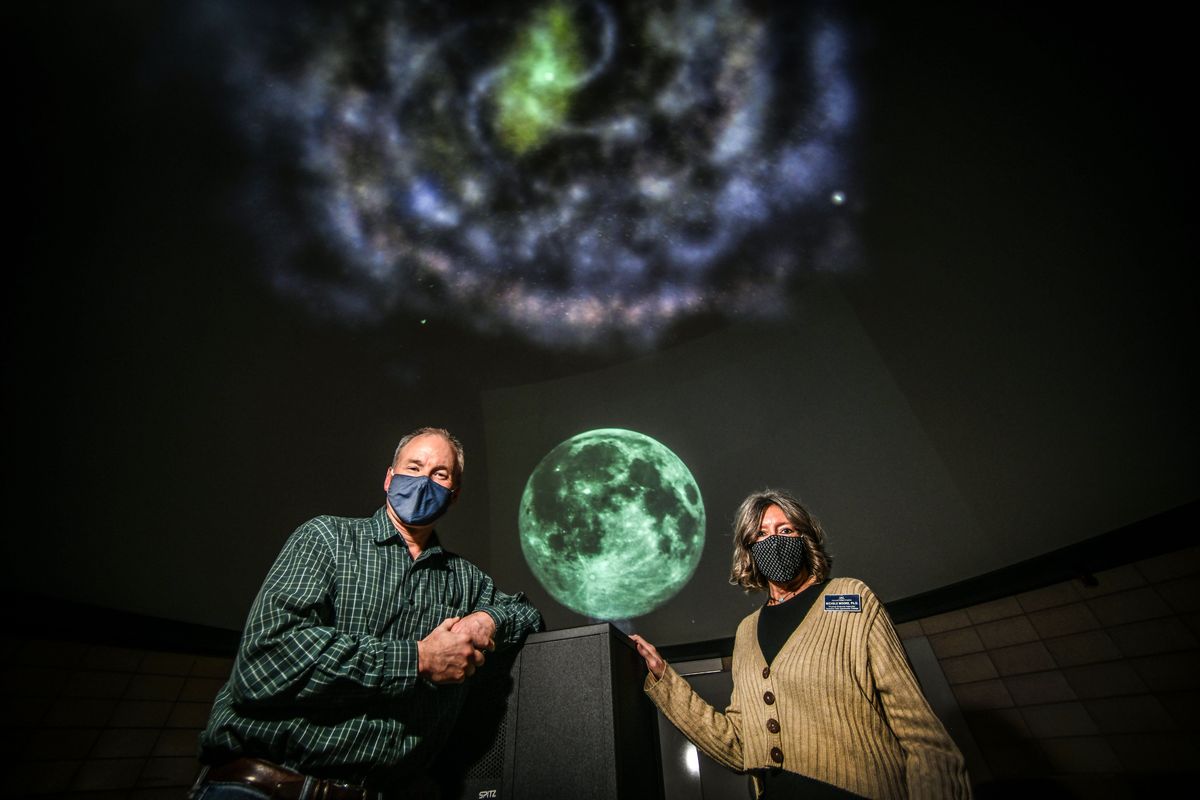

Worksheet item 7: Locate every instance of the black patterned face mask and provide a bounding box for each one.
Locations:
[751,535,807,583]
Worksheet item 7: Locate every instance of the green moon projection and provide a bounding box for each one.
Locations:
[519,428,705,620]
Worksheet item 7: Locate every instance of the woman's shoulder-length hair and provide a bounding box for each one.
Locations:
[729,488,833,592]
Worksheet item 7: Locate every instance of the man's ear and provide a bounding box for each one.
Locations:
[383,466,394,492]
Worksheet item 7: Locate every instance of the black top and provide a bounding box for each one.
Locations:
[759,768,868,799]
[756,580,825,665]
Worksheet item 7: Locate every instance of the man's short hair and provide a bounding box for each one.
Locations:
[393,427,465,483]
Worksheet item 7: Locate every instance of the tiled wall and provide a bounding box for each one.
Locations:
[896,545,1200,797]
[1,640,232,798]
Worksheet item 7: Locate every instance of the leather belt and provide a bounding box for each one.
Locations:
[200,757,384,800]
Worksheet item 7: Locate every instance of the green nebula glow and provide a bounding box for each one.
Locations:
[495,3,583,155]
[519,428,706,620]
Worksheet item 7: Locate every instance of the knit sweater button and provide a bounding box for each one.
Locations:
[767,718,780,734]
[762,666,770,679]
[763,691,775,705]
[770,747,784,764]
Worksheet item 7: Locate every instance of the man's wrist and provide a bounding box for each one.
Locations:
[474,607,503,640]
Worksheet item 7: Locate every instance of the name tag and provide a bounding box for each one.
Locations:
[824,594,862,613]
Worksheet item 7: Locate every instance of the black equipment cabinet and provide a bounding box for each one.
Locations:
[437,622,664,800]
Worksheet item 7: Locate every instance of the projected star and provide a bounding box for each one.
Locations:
[211,0,857,348]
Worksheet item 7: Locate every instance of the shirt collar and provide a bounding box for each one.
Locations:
[371,506,446,558]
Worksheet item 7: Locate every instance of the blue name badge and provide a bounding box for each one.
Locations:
[824,594,862,613]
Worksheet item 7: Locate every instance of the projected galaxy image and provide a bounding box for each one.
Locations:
[519,429,705,620]
[208,0,857,348]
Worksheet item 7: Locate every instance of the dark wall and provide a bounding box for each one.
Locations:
[7,1,1193,641]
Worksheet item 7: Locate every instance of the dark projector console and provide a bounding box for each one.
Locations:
[435,622,664,800]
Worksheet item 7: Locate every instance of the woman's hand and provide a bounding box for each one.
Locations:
[629,634,666,680]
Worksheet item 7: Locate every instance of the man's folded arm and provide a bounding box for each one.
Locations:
[229,524,420,708]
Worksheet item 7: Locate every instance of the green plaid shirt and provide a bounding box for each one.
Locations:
[199,507,543,784]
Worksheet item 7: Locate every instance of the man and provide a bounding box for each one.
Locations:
[193,427,543,799]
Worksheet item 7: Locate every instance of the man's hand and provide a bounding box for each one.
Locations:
[451,611,497,653]
[418,617,486,684]
[629,634,666,681]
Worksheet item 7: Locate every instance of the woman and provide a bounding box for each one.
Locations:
[631,489,971,799]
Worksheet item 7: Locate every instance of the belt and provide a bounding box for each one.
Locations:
[199,757,385,800]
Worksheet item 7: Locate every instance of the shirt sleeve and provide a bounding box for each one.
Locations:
[466,569,545,649]
[228,521,419,709]
[644,663,746,773]
[867,604,973,799]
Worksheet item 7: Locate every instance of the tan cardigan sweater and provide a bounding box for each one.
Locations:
[645,577,971,799]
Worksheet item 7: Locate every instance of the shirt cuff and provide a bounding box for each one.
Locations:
[386,638,420,693]
[644,662,674,696]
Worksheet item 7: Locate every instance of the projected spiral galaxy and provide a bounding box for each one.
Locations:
[213,0,857,347]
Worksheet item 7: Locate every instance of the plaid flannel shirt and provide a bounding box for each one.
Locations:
[199,506,543,784]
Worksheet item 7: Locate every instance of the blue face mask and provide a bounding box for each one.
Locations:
[387,473,453,526]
